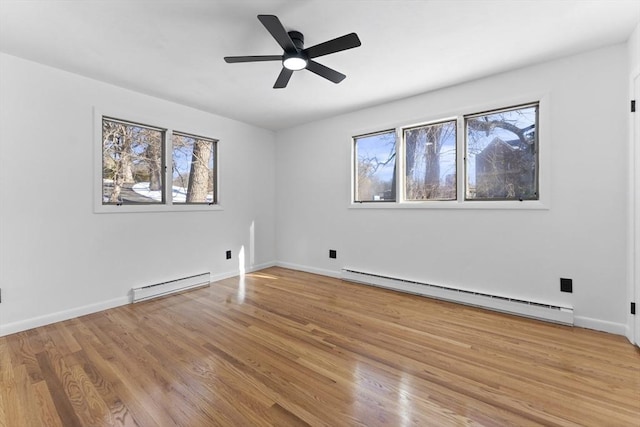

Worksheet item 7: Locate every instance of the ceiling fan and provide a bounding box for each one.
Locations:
[224,15,361,89]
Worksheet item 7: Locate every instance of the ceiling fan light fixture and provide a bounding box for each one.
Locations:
[283,55,307,71]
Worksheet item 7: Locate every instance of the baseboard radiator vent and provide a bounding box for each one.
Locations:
[341,269,573,325]
[132,272,210,303]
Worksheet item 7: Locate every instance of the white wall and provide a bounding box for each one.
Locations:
[275,44,630,334]
[0,41,633,337]
[0,53,276,335]
[629,23,640,86]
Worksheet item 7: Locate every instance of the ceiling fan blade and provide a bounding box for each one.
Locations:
[258,15,297,52]
[304,33,361,59]
[306,60,346,84]
[224,55,282,63]
[274,68,294,89]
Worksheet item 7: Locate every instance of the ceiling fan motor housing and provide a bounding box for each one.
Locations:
[288,31,304,50]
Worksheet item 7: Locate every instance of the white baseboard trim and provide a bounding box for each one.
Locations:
[209,262,278,283]
[210,270,243,282]
[0,296,129,337]
[246,261,277,274]
[573,316,627,336]
[275,261,341,278]
[625,325,636,346]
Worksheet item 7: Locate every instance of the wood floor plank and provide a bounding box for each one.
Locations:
[14,365,47,427]
[0,339,30,426]
[5,330,44,384]
[35,351,84,427]
[1,267,639,426]
[0,393,6,427]
[31,381,64,427]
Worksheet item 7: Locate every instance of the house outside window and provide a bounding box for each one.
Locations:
[466,104,538,201]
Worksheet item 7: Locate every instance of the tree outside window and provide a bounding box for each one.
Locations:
[102,118,164,205]
[404,120,456,201]
[354,130,397,202]
[172,133,216,204]
[466,104,538,200]
[102,117,217,206]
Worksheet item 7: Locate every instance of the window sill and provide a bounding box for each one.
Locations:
[349,200,549,210]
[94,204,224,214]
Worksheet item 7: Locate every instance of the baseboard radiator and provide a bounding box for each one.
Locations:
[132,272,211,303]
[341,269,573,325]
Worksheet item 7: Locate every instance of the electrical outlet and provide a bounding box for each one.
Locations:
[329,249,337,259]
[226,250,232,260]
[560,278,572,293]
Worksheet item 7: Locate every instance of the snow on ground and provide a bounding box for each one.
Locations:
[133,182,213,203]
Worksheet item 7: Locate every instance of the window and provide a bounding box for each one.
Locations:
[404,120,457,201]
[172,132,217,204]
[102,118,165,205]
[100,116,218,210]
[354,130,397,202]
[351,101,541,207]
[466,104,538,200]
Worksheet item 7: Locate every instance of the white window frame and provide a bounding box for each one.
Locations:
[93,107,222,213]
[349,93,550,210]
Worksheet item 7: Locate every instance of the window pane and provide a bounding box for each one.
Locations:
[404,120,456,200]
[102,118,164,204]
[466,104,538,200]
[354,130,397,202]
[172,133,216,204]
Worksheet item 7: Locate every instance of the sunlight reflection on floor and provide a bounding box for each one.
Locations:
[237,276,246,304]
[247,273,279,280]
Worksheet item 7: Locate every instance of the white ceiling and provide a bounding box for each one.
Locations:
[1,0,639,130]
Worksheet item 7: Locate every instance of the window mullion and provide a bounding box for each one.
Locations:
[457,116,465,202]
[165,129,173,205]
[396,127,403,203]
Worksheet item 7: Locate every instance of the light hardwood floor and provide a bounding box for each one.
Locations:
[1,267,639,426]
